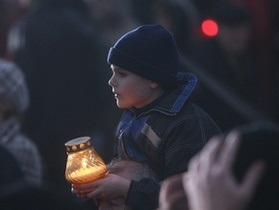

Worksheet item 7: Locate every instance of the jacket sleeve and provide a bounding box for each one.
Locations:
[124,105,221,209]
[163,106,221,177]
[125,178,160,210]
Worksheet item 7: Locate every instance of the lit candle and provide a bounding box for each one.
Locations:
[68,166,107,184]
[65,136,107,184]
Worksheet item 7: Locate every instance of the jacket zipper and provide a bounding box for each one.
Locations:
[119,117,135,159]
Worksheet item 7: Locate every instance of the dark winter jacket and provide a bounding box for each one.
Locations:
[113,72,221,210]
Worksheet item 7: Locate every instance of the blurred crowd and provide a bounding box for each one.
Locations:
[0,0,279,205]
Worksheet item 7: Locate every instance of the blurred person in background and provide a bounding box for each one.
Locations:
[130,0,199,55]
[183,121,279,210]
[0,0,34,59]
[8,0,121,189]
[159,121,279,210]
[225,0,278,125]
[0,58,42,185]
[0,0,20,58]
[0,145,24,187]
[190,0,279,127]
[86,0,140,50]
[189,2,264,131]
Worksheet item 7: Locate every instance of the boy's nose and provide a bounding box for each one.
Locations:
[108,76,115,87]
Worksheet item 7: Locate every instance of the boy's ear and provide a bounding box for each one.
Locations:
[149,81,159,89]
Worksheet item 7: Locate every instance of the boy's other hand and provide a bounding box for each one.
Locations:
[72,173,131,200]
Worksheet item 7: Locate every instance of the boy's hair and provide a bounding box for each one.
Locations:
[0,59,29,117]
[107,24,179,89]
[233,121,279,210]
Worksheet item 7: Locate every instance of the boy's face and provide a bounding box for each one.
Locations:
[108,65,159,109]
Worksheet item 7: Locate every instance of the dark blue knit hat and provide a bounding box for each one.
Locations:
[107,24,179,88]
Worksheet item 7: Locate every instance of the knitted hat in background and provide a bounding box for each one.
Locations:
[107,24,179,88]
[0,59,29,114]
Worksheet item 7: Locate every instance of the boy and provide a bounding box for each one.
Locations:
[72,24,221,209]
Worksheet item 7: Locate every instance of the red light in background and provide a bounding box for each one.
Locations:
[201,19,219,37]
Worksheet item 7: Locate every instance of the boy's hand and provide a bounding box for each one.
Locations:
[71,173,131,200]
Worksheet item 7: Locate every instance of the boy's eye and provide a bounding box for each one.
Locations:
[117,71,127,77]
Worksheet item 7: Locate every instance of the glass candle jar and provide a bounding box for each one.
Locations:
[65,136,107,184]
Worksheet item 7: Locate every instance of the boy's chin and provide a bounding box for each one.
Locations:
[116,102,127,109]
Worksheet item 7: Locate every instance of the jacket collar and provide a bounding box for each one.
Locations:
[153,72,197,114]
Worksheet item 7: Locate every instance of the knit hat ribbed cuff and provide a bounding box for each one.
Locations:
[108,47,177,87]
